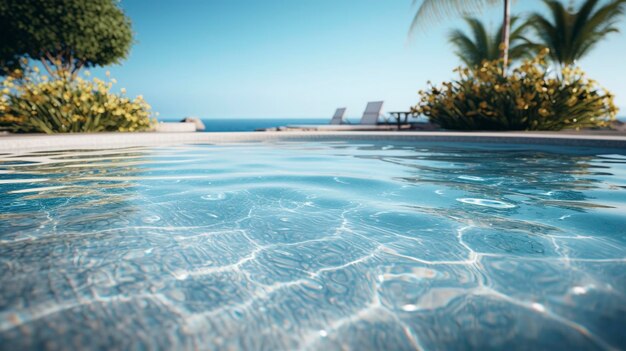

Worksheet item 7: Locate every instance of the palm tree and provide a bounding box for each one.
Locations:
[410,0,513,72]
[529,0,626,66]
[449,16,536,67]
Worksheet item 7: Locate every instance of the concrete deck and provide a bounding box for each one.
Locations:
[279,125,409,131]
[1,131,626,152]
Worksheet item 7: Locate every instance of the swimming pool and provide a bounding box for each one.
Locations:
[1,140,625,350]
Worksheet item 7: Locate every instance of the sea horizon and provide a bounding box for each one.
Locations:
[158,115,626,132]
[159,117,329,132]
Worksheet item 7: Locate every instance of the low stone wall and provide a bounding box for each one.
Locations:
[155,122,197,133]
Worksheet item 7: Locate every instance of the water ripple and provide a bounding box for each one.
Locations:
[1,141,625,350]
[457,198,517,209]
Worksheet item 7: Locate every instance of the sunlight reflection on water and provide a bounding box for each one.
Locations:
[0,140,625,350]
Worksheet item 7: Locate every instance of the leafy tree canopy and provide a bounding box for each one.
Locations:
[0,0,133,77]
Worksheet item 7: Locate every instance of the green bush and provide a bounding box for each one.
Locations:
[0,64,154,133]
[413,50,618,131]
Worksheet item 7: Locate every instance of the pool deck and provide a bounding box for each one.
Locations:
[1,130,626,152]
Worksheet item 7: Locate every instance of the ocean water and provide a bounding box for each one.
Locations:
[162,118,329,132]
[163,116,626,132]
[0,140,625,350]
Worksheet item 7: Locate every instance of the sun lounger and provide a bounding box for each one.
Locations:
[329,108,347,125]
[359,101,384,125]
[285,101,390,131]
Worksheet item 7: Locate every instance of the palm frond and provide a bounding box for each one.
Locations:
[530,0,626,65]
[409,0,500,34]
[448,15,534,67]
[449,29,482,66]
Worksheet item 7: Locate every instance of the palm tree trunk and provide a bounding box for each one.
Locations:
[501,0,511,75]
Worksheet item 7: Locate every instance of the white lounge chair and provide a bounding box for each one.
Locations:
[284,101,397,131]
[329,108,347,125]
[358,101,384,125]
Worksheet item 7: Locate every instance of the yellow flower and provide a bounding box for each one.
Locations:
[515,98,529,110]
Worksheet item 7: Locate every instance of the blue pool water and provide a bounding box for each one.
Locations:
[0,140,625,350]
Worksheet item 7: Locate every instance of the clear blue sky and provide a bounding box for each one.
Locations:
[94,0,626,119]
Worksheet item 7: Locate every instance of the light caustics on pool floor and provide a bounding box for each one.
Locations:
[0,141,625,350]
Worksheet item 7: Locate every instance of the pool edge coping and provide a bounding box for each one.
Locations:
[1,131,626,152]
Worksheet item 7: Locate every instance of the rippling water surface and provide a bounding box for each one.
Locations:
[1,140,625,350]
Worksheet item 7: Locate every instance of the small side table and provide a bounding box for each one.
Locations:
[388,111,417,130]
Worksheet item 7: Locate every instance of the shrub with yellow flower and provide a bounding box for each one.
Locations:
[0,64,155,133]
[413,49,617,131]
